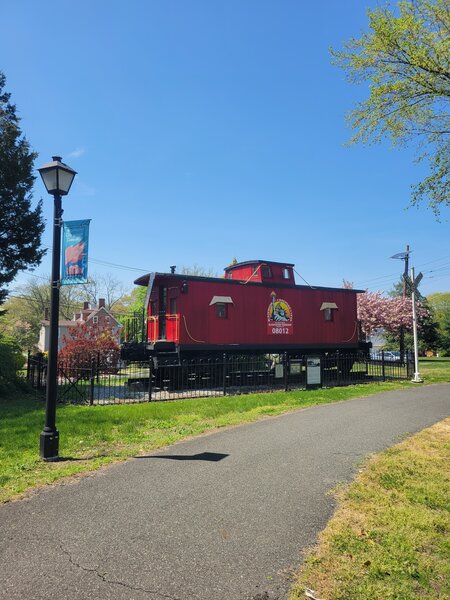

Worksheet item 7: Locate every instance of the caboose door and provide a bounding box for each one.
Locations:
[158,286,168,339]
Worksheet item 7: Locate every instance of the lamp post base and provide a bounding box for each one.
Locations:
[411,373,423,384]
[40,429,60,460]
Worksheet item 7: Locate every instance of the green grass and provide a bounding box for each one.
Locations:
[1,357,448,504]
[289,418,450,600]
[416,357,450,382]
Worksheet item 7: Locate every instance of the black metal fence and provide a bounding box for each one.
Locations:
[27,351,414,405]
[27,353,47,390]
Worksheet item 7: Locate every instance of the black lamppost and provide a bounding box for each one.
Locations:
[38,156,77,460]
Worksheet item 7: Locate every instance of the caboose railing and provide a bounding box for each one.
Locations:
[148,314,180,343]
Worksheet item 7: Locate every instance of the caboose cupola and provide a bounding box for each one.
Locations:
[224,260,295,284]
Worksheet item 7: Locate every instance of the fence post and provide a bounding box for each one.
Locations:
[382,350,386,381]
[407,351,413,379]
[37,353,43,389]
[26,350,31,382]
[89,359,95,405]
[284,352,289,392]
[222,353,227,396]
[148,358,153,402]
[336,350,340,386]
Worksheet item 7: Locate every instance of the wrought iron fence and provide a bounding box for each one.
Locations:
[27,351,414,405]
[26,353,47,390]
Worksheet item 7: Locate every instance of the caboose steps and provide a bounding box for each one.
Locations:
[148,340,177,353]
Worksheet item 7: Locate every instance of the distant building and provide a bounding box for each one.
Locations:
[38,299,123,352]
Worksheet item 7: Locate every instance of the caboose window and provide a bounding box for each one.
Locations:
[320,302,338,322]
[216,303,227,318]
[324,308,333,321]
[282,267,291,279]
[261,265,272,278]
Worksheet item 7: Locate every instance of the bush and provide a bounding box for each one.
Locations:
[58,323,120,377]
[0,336,26,394]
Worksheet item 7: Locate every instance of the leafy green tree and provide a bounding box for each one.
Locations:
[440,308,450,354]
[118,286,147,342]
[331,0,450,215]
[0,279,83,351]
[0,71,45,304]
[0,333,26,394]
[427,291,450,323]
[427,292,450,353]
[417,298,441,351]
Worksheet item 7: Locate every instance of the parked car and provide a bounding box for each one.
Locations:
[370,350,400,361]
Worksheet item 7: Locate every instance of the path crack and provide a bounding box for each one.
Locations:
[59,543,180,600]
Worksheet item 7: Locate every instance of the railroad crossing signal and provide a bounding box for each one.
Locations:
[403,271,423,295]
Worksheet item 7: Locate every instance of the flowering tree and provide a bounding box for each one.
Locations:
[357,291,429,337]
[58,322,120,374]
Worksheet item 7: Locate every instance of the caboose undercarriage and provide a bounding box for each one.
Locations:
[121,339,372,364]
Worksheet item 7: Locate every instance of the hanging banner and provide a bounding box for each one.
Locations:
[61,219,91,284]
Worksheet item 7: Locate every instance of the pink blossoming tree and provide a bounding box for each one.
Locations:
[357,291,429,337]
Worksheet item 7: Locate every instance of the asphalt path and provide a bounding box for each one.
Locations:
[1,384,449,600]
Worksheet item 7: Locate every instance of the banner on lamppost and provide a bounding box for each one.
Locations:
[61,219,91,284]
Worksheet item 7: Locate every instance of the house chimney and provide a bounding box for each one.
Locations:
[83,302,89,310]
[170,265,176,274]
[99,298,106,308]
[44,307,49,321]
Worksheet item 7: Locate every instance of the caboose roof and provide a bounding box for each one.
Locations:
[224,259,295,270]
[133,272,365,294]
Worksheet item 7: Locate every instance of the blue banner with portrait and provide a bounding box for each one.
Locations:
[61,219,91,284]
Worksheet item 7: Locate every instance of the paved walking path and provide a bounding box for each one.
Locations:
[1,384,449,600]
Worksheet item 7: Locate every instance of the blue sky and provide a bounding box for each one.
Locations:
[3,0,449,298]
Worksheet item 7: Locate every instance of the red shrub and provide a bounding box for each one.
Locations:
[58,322,120,375]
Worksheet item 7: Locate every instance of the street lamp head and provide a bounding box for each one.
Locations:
[390,251,410,260]
[38,156,77,196]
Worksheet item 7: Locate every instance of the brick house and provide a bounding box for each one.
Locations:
[38,299,123,352]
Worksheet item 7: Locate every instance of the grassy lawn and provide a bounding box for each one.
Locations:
[1,357,449,504]
[289,418,450,600]
[415,356,450,382]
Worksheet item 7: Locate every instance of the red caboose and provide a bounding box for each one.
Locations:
[134,260,368,358]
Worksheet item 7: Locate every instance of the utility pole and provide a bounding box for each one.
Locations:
[410,267,423,383]
[391,245,410,363]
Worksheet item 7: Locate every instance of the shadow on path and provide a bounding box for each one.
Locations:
[137,452,229,462]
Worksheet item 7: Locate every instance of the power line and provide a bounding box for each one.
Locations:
[13,238,450,296]
[353,253,450,291]
[40,243,150,274]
